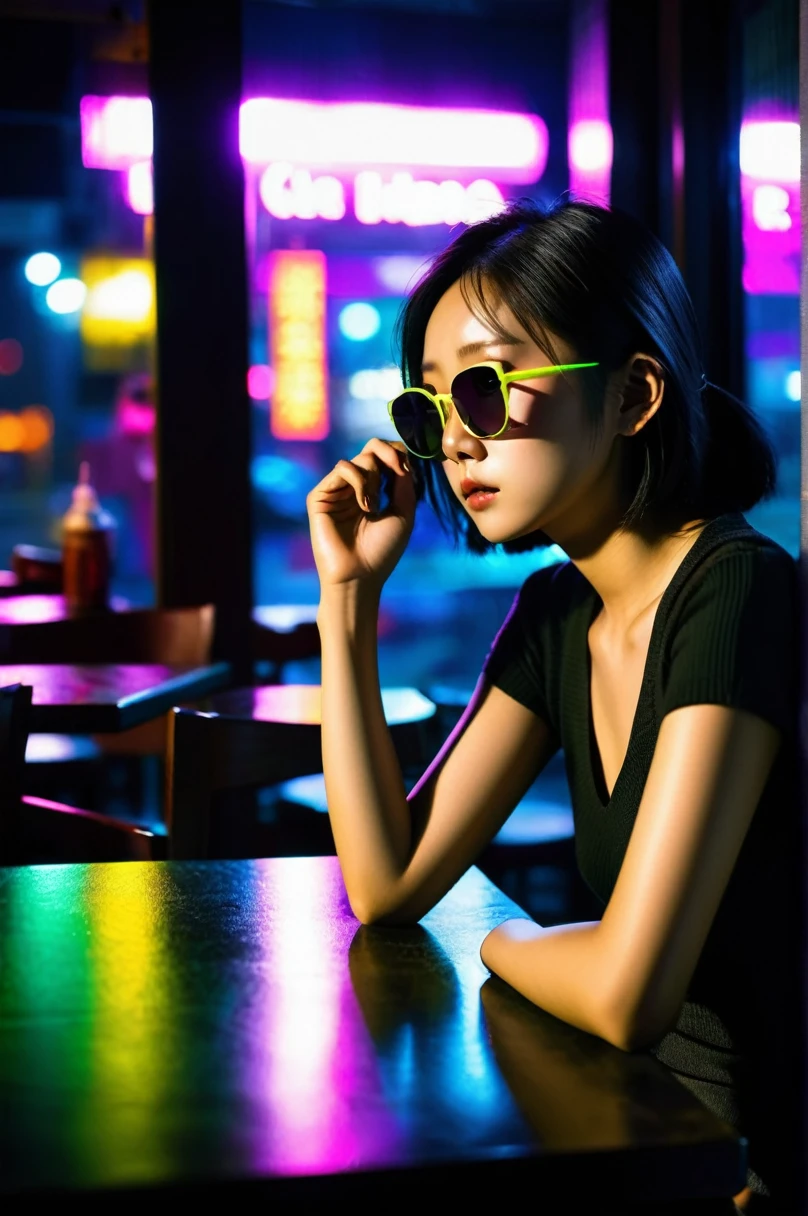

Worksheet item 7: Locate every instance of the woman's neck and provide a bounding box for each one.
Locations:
[551,510,708,634]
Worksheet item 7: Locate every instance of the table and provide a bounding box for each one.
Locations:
[0,662,232,733]
[0,593,130,624]
[0,856,744,1203]
[210,682,435,726]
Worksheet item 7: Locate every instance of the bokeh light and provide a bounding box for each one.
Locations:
[0,339,23,376]
[46,279,87,315]
[24,252,62,287]
[785,370,801,402]
[0,413,25,452]
[247,364,275,400]
[338,302,381,342]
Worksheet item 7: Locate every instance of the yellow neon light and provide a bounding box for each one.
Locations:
[269,250,329,440]
[80,256,155,370]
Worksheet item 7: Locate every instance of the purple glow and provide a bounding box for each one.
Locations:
[240,98,548,181]
[740,118,800,295]
[567,0,611,204]
[126,161,153,216]
[80,95,153,169]
[568,120,613,173]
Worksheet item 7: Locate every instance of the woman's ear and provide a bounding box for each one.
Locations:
[616,354,664,437]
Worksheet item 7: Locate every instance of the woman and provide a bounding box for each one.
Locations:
[306,200,800,1211]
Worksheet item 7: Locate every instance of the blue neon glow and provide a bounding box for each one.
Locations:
[25,252,62,287]
[785,370,801,401]
[45,278,87,315]
[338,302,381,342]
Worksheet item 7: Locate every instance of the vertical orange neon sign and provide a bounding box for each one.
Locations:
[268,250,329,440]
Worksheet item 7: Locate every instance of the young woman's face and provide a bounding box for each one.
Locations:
[421,279,625,546]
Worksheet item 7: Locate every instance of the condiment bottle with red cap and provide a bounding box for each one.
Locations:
[61,461,116,613]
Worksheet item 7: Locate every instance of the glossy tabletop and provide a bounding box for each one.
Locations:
[0,662,232,733]
[210,682,436,726]
[0,857,744,1202]
[0,593,130,624]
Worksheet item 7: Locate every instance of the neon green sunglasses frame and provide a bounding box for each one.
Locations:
[387,359,600,458]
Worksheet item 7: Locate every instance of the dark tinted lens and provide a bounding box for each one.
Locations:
[451,365,506,436]
[390,391,444,458]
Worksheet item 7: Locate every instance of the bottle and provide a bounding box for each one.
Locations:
[61,461,116,614]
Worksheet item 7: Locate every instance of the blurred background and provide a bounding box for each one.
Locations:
[0,0,799,692]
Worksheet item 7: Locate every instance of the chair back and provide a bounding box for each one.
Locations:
[0,684,32,817]
[0,682,164,864]
[165,708,326,860]
[0,603,215,664]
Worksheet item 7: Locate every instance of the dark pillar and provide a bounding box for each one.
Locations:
[608,0,744,397]
[678,0,744,397]
[608,0,665,237]
[148,3,253,679]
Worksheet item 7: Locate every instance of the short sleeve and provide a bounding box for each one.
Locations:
[482,562,566,731]
[659,544,798,737]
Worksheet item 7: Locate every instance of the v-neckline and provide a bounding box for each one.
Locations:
[580,515,747,810]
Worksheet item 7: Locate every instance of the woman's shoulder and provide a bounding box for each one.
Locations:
[674,514,797,617]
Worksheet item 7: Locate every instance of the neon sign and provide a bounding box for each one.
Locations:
[740,118,800,295]
[240,98,547,181]
[79,95,548,182]
[258,162,505,227]
[269,251,329,441]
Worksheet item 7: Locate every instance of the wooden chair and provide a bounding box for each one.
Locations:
[0,683,165,864]
[251,603,320,682]
[165,707,330,860]
[165,685,436,860]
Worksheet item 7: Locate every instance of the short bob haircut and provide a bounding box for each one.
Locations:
[395,198,776,553]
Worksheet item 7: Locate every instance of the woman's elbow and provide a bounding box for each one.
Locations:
[347,890,421,927]
[600,999,678,1053]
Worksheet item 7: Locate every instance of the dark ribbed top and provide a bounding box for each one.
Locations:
[484,513,801,1203]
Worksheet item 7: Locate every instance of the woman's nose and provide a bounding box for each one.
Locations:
[441,402,487,463]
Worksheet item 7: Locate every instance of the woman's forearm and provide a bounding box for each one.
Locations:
[318,583,413,921]
[481,919,627,1045]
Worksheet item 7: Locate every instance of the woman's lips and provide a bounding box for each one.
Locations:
[460,478,499,511]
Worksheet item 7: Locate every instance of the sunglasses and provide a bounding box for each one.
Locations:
[387,360,599,459]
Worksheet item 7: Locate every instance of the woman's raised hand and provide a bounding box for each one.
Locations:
[307,438,416,589]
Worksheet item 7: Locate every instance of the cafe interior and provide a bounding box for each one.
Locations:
[0,0,802,1208]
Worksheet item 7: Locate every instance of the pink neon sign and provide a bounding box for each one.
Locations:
[79,94,548,183]
[258,163,505,227]
[81,96,153,169]
[740,118,800,295]
[241,98,548,182]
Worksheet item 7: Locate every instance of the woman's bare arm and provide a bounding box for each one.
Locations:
[320,588,556,922]
[480,703,781,1049]
[310,435,557,925]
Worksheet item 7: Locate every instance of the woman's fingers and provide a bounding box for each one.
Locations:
[308,438,412,516]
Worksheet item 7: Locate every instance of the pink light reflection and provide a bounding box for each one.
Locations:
[246,859,402,1176]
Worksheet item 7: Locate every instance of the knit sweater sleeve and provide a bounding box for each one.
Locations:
[659,542,798,738]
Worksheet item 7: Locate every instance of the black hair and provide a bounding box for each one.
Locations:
[395,198,776,553]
